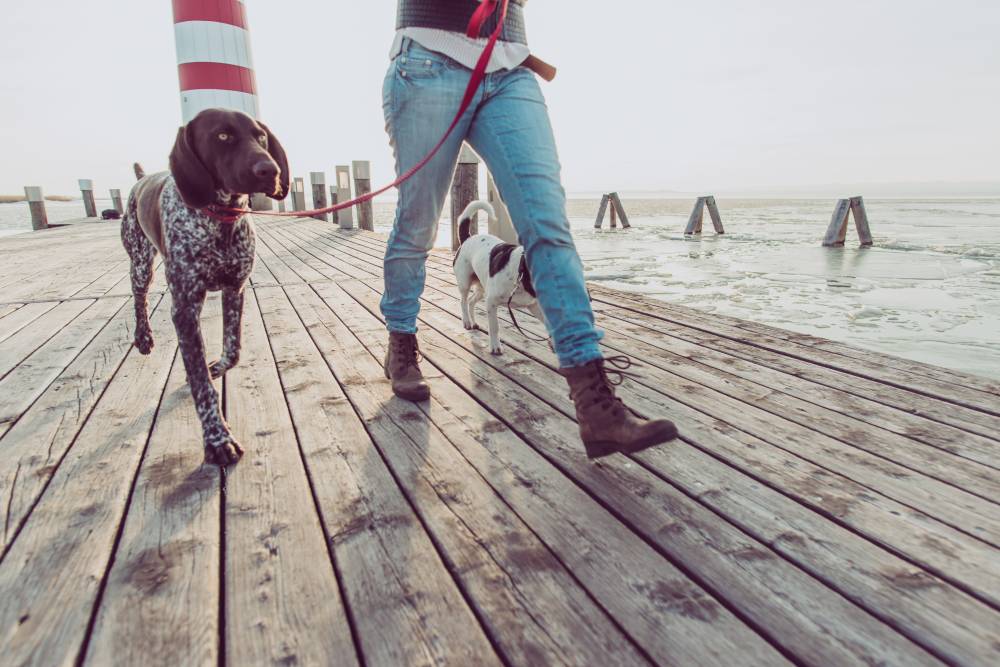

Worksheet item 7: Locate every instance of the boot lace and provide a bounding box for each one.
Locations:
[578,355,643,414]
[390,335,423,374]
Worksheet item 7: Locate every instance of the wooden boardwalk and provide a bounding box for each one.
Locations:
[1,217,999,666]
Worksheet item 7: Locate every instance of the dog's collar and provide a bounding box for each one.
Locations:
[203,193,250,224]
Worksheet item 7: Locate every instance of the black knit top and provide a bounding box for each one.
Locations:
[396,0,528,45]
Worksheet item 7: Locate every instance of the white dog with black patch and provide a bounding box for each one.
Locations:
[452,200,549,355]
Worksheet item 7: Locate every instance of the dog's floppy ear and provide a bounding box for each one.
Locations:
[169,125,215,209]
[518,255,537,297]
[259,121,289,200]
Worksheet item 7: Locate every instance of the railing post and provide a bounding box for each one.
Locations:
[451,144,479,251]
[110,189,124,215]
[25,187,48,230]
[310,172,329,222]
[79,179,97,218]
[335,166,354,230]
[291,177,305,211]
[353,161,374,231]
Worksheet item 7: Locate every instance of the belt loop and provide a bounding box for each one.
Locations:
[401,36,412,54]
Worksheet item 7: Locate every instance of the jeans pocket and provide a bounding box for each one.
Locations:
[395,47,452,80]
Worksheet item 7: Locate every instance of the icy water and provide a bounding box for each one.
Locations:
[4,197,998,380]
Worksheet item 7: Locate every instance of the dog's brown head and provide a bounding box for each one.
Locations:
[169,108,289,209]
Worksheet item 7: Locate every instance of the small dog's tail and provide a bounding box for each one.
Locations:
[457,200,497,243]
[133,163,145,181]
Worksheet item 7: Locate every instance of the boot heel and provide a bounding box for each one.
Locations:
[583,440,617,459]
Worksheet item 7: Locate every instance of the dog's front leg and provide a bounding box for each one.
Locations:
[172,294,244,465]
[210,287,244,379]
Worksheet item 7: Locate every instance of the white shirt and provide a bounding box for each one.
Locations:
[389,28,530,73]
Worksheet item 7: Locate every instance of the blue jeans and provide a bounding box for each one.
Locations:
[381,39,603,368]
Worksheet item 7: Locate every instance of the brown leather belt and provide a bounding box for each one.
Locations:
[524,54,557,82]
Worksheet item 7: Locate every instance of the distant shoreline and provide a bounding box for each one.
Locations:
[0,195,75,203]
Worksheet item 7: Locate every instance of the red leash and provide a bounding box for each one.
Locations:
[207,0,509,222]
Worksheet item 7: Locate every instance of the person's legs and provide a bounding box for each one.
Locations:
[466,68,603,368]
[381,40,480,333]
[468,68,678,456]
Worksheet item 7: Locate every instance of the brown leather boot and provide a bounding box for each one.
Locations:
[384,332,431,401]
[561,357,678,459]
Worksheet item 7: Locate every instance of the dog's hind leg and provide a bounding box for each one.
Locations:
[485,295,503,355]
[210,287,244,379]
[466,282,485,331]
[172,293,244,466]
[121,196,157,354]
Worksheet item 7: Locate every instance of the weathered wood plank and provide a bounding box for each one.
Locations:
[0,302,58,345]
[310,279,793,666]
[0,303,24,320]
[223,292,358,666]
[349,269,1000,607]
[0,297,128,432]
[84,303,223,666]
[339,276,1000,663]
[0,299,95,379]
[0,299,177,666]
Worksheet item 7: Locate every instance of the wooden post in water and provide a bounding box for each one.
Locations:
[451,144,479,251]
[310,172,329,222]
[609,192,631,229]
[79,179,97,218]
[110,189,124,215]
[487,172,518,244]
[353,161,374,231]
[685,196,725,235]
[291,177,306,211]
[595,194,610,229]
[335,166,354,230]
[823,196,873,247]
[609,199,617,228]
[24,187,48,230]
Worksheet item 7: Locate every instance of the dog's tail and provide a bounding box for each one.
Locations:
[457,200,497,244]
[133,163,145,181]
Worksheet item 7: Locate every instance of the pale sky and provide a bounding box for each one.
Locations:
[2,1,998,197]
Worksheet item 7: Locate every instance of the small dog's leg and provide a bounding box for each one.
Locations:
[467,283,484,331]
[459,280,474,330]
[172,295,244,466]
[122,207,157,354]
[210,287,244,379]
[486,297,503,356]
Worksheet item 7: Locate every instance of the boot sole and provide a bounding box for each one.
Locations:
[583,426,679,459]
[384,367,431,402]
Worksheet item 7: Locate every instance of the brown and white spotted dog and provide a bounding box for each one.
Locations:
[122,108,289,465]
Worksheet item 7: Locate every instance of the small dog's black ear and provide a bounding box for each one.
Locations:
[259,121,289,200]
[169,125,215,209]
[519,255,536,297]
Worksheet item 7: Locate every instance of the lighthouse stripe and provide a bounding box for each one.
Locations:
[174,21,254,69]
[178,62,257,95]
[172,0,247,29]
[180,89,259,123]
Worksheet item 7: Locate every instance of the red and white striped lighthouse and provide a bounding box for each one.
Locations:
[172,0,260,123]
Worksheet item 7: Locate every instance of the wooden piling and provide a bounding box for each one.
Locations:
[353,161,374,231]
[685,198,707,235]
[24,186,48,230]
[487,172,518,244]
[595,195,610,229]
[609,192,631,229]
[685,196,724,235]
[451,145,480,251]
[310,172,329,222]
[824,197,873,247]
[110,189,124,215]
[609,200,618,228]
[291,178,306,212]
[335,166,354,230]
[78,179,97,218]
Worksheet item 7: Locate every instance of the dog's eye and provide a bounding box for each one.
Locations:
[217,132,230,142]
[257,134,267,147]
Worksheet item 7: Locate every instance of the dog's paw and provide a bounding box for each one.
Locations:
[490,345,504,356]
[209,357,237,379]
[204,434,244,466]
[464,321,480,331]
[134,330,155,355]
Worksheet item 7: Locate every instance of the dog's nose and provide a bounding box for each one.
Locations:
[252,161,278,180]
